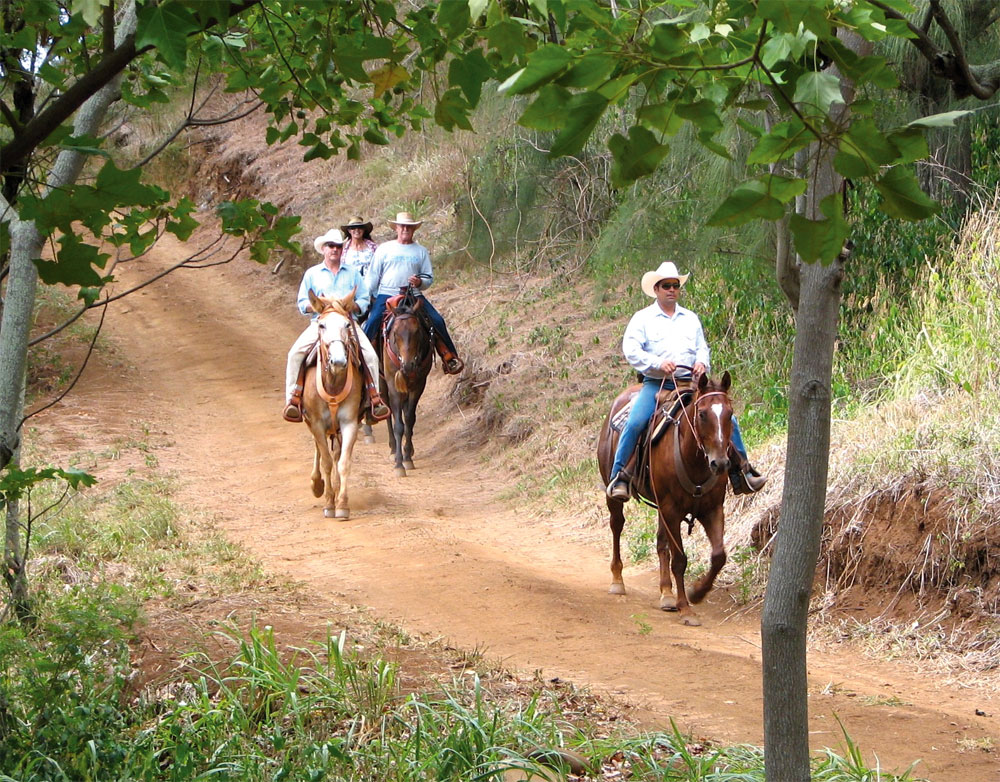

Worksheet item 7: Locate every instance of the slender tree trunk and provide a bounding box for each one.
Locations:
[0,4,136,614]
[761,32,863,779]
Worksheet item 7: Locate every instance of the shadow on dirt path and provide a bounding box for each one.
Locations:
[43,234,999,781]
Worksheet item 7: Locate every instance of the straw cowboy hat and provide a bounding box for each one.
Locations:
[340,215,373,238]
[388,211,423,228]
[641,261,690,297]
[313,227,347,254]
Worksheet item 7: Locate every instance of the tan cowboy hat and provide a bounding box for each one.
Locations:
[388,211,423,228]
[641,261,690,297]
[340,216,373,237]
[313,227,347,254]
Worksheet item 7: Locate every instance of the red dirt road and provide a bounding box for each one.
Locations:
[45,235,999,781]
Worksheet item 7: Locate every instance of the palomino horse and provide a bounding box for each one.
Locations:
[379,290,433,477]
[301,289,364,518]
[597,372,734,626]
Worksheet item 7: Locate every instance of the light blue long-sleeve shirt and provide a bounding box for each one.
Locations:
[296,262,370,319]
[365,240,434,297]
[622,303,711,378]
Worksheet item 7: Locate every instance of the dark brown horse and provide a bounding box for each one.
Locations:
[380,292,433,477]
[301,290,364,518]
[597,372,734,625]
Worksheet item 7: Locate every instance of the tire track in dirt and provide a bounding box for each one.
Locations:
[62,234,999,781]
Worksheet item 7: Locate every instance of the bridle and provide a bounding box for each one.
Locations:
[315,308,360,405]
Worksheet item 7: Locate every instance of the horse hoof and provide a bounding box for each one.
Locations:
[394,467,407,478]
[364,435,375,445]
[609,583,626,596]
[323,507,336,518]
[334,509,350,520]
[680,614,701,627]
[403,460,415,470]
[659,596,678,612]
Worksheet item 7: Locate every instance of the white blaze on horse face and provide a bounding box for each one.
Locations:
[320,313,349,367]
[711,402,726,448]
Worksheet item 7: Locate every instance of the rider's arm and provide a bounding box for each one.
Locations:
[415,246,433,291]
[622,311,662,376]
[296,268,315,316]
[354,271,372,321]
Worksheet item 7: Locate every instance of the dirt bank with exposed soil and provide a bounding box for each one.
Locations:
[34,230,999,781]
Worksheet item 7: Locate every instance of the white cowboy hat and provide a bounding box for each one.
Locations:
[641,261,690,297]
[388,211,423,228]
[313,227,347,254]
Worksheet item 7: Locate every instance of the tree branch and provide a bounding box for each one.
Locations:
[929,0,994,99]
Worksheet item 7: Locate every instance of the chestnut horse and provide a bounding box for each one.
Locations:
[597,372,733,625]
[380,292,433,477]
[301,290,364,519]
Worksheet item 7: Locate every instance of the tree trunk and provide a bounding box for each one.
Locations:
[0,4,137,614]
[762,254,844,779]
[761,32,862,779]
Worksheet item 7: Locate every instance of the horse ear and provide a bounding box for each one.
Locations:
[308,289,327,313]
[721,370,731,391]
[698,373,708,390]
[340,285,357,314]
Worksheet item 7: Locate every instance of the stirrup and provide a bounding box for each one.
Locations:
[606,472,630,501]
[370,400,390,421]
[443,356,464,374]
[283,401,303,423]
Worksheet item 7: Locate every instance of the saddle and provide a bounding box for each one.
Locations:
[612,383,694,502]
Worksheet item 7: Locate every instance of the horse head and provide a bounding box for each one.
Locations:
[309,289,357,380]
[690,371,733,475]
[385,300,431,393]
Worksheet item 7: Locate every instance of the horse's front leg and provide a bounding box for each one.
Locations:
[402,395,417,470]
[333,409,359,520]
[660,511,698,624]
[689,505,727,604]
[309,420,337,518]
[607,497,627,595]
[655,518,676,611]
[391,397,407,477]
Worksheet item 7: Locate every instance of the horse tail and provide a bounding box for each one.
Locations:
[394,370,408,394]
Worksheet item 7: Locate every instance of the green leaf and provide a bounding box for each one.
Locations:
[609,127,670,187]
[875,166,939,221]
[71,0,105,26]
[486,19,527,62]
[548,91,607,158]
[363,127,389,145]
[887,127,929,165]
[135,0,199,71]
[793,71,843,114]
[558,52,617,90]
[468,0,488,20]
[833,118,897,178]
[95,161,161,207]
[907,110,974,128]
[434,87,474,132]
[448,49,492,106]
[789,193,850,264]
[35,233,108,287]
[518,84,571,131]
[438,0,471,39]
[707,181,785,227]
[637,101,684,136]
[746,121,811,164]
[498,45,571,95]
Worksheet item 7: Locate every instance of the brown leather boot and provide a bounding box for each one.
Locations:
[283,395,303,422]
[729,456,767,495]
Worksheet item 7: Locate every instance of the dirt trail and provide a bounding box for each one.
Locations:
[52,235,999,781]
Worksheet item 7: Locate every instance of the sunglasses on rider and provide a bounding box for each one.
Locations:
[657,281,681,290]
[324,242,343,249]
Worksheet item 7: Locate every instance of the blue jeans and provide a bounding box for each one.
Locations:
[363,294,458,355]
[610,376,748,479]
